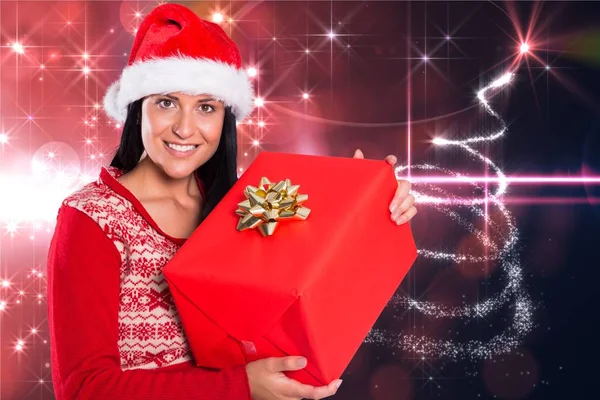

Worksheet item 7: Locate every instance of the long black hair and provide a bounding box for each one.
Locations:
[110,98,238,220]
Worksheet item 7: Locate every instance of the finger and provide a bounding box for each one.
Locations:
[396,193,415,215]
[267,356,307,373]
[286,379,342,399]
[392,205,417,225]
[319,380,343,399]
[391,195,414,223]
[353,149,364,159]
[389,180,411,213]
[384,154,397,166]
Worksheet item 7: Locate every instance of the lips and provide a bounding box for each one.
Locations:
[164,141,197,150]
[163,141,199,157]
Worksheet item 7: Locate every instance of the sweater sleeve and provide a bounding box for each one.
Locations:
[47,205,252,400]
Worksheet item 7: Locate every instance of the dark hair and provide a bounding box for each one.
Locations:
[110,98,238,220]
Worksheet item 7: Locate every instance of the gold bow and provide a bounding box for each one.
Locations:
[236,177,310,236]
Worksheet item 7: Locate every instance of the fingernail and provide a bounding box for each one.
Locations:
[336,380,343,389]
[390,202,398,213]
[396,216,406,225]
[297,357,307,368]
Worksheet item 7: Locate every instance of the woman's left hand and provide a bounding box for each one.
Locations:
[353,149,417,225]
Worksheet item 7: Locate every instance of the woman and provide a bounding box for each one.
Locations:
[47,4,416,400]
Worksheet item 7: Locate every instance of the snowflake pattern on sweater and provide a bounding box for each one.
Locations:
[62,166,193,370]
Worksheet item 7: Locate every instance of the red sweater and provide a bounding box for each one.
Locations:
[47,166,252,399]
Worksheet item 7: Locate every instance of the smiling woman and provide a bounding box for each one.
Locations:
[45,3,414,400]
[45,3,348,400]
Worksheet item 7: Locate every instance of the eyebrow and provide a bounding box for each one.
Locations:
[163,94,216,103]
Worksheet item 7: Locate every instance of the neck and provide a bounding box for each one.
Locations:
[128,157,200,202]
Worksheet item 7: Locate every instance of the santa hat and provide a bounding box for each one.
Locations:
[103,3,254,123]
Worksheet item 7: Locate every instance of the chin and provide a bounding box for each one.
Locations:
[159,161,198,180]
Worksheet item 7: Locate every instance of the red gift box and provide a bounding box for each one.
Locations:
[163,152,417,386]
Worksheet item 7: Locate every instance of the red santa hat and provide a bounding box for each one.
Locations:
[103,3,254,123]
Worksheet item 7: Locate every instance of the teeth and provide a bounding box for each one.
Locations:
[166,142,197,152]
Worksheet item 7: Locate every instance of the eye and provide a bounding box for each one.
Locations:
[200,104,215,113]
[157,99,175,108]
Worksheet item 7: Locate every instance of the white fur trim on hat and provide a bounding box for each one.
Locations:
[103,56,255,123]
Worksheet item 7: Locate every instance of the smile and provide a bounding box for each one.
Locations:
[165,142,198,153]
[163,141,199,156]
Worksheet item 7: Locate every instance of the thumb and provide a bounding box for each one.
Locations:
[267,356,307,373]
[353,149,364,159]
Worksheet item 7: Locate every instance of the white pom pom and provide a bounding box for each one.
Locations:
[103,81,125,123]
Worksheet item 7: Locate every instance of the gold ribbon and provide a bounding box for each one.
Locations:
[236,177,310,237]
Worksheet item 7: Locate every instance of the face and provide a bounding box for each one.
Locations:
[140,92,226,180]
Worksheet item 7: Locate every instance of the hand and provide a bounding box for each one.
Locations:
[246,356,342,400]
[352,149,417,225]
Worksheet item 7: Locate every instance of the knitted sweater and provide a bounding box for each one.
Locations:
[47,166,252,400]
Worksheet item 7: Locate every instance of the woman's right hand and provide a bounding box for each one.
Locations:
[245,356,342,400]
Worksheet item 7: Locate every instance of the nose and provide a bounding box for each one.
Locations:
[173,108,196,139]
